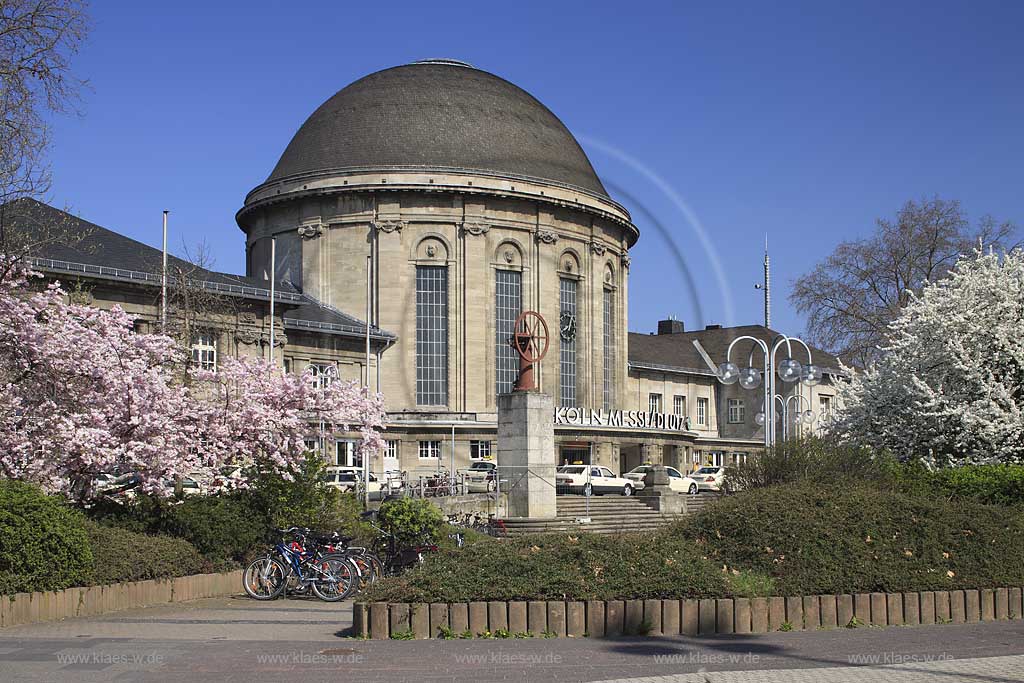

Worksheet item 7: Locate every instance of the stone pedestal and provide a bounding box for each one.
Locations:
[639,465,686,514]
[497,391,556,519]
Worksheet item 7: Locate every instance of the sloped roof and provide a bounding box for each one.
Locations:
[628,324,847,376]
[1,198,393,340]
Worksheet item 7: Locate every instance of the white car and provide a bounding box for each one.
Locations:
[556,465,636,496]
[694,466,726,491]
[624,465,700,495]
[325,468,381,494]
[463,461,498,492]
[162,476,203,497]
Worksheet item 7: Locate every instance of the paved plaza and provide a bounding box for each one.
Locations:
[1,596,1024,681]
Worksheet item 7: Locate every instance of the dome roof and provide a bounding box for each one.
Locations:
[265,60,609,197]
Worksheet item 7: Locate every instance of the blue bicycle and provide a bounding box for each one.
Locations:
[242,527,357,602]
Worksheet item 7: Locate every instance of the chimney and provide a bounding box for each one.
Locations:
[705,324,722,330]
[657,318,685,335]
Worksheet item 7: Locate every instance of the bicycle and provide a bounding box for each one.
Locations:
[242,527,359,602]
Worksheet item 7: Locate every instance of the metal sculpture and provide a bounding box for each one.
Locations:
[510,310,549,391]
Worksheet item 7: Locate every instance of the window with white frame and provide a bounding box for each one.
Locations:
[308,363,335,390]
[383,441,399,460]
[418,440,441,459]
[673,395,686,416]
[648,393,663,413]
[697,397,709,426]
[727,398,745,424]
[602,287,615,410]
[470,440,492,460]
[190,333,217,371]
[819,395,833,421]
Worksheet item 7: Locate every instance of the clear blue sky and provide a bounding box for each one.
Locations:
[47,0,1023,339]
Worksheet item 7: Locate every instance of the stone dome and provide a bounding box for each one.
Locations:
[264,60,609,197]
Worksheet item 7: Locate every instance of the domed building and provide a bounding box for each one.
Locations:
[9,59,845,489]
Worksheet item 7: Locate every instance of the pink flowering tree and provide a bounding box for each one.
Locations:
[0,258,386,500]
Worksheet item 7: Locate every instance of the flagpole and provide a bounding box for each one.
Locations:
[161,211,168,330]
[269,238,276,363]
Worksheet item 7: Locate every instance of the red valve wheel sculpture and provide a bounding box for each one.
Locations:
[510,310,549,391]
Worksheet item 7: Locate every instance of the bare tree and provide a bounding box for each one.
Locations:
[791,197,1018,367]
[0,0,89,205]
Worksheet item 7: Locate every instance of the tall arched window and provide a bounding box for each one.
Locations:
[495,269,522,395]
[416,265,448,405]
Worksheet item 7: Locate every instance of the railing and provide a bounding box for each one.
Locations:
[28,257,304,302]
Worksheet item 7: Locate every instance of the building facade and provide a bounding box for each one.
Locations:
[8,59,844,479]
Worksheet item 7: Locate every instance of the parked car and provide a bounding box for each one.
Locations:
[464,461,497,492]
[694,466,726,491]
[162,476,203,497]
[624,465,700,494]
[556,465,636,496]
[210,466,245,494]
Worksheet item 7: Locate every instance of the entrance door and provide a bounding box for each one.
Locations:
[560,445,590,466]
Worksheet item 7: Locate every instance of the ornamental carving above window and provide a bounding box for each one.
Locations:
[460,221,490,237]
[371,220,405,234]
[536,230,559,244]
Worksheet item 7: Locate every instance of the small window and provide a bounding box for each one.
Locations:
[673,395,686,416]
[308,363,336,390]
[697,397,709,426]
[727,398,745,424]
[819,395,833,421]
[383,441,399,459]
[590,467,602,478]
[191,333,217,371]
[648,393,663,413]
[600,467,615,478]
[418,440,441,459]
[470,440,492,460]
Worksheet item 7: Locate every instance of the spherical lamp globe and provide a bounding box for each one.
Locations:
[777,358,802,383]
[738,367,762,390]
[754,411,765,426]
[717,362,740,384]
[800,364,823,386]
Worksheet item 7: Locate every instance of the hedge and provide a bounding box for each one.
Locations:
[683,480,1024,595]
[83,520,207,584]
[363,532,728,603]
[0,480,94,594]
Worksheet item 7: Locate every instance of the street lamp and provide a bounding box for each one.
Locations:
[715,334,818,447]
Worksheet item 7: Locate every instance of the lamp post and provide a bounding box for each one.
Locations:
[715,334,822,446]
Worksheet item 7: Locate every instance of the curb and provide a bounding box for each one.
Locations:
[353,586,1024,639]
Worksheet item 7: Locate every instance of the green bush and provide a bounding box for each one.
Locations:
[83,520,206,584]
[893,463,1024,508]
[0,480,94,594]
[681,480,1024,595]
[160,495,266,563]
[376,497,444,547]
[364,532,727,603]
[724,437,895,492]
[84,453,373,563]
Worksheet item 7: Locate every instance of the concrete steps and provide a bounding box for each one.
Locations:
[498,493,719,535]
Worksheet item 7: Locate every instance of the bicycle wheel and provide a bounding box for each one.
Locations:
[362,552,385,581]
[347,554,378,589]
[311,555,358,602]
[243,556,288,600]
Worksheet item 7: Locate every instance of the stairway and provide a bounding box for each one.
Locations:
[498,494,713,535]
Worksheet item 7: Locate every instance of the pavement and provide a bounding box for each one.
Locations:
[1,595,1024,682]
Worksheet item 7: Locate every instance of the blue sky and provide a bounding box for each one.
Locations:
[47,0,1023,339]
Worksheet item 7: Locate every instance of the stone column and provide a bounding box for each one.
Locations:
[641,443,663,465]
[497,392,556,519]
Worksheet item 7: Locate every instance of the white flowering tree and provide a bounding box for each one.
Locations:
[833,248,1024,465]
[0,258,386,499]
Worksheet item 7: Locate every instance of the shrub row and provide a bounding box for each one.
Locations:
[364,532,728,603]
[0,479,210,594]
[684,480,1024,596]
[366,478,1024,603]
